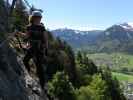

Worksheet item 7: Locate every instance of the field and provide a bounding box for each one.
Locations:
[112,72,133,82]
[87,53,133,82]
[87,53,133,73]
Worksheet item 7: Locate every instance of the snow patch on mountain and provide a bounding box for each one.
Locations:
[118,22,133,30]
[74,30,81,34]
[127,22,133,27]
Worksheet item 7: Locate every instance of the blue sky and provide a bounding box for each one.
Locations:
[27,0,133,30]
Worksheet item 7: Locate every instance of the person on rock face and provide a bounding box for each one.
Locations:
[23,11,48,88]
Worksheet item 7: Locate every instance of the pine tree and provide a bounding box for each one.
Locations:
[12,0,28,31]
[63,41,79,86]
[78,52,98,75]
[77,51,83,64]
[76,74,110,100]
[48,71,76,100]
[101,67,126,100]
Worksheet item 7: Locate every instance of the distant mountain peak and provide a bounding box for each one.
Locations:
[117,22,133,30]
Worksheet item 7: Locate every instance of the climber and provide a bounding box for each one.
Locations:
[17,11,48,88]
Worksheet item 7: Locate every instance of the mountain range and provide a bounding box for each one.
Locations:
[51,22,133,54]
[52,28,102,48]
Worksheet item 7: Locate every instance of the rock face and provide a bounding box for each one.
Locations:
[0,42,47,100]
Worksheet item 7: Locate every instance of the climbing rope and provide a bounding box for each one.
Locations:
[23,0,32,9]
[23,0,43,13]
[10,0,32,12]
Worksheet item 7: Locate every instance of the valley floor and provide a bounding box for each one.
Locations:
[87,53,133,99]
[112,72,133,82]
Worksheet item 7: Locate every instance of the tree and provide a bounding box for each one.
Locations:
[77,52,98,76]
[10,0,17,14]
[76,74,110,100]
[48,71,76,100]
[76,51,83,64]
[12,0,28,31]
[63,41,79,86]
[101,67,126,100]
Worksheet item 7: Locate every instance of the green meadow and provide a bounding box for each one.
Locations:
[87,53,133,82]
[112,72,133,82]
